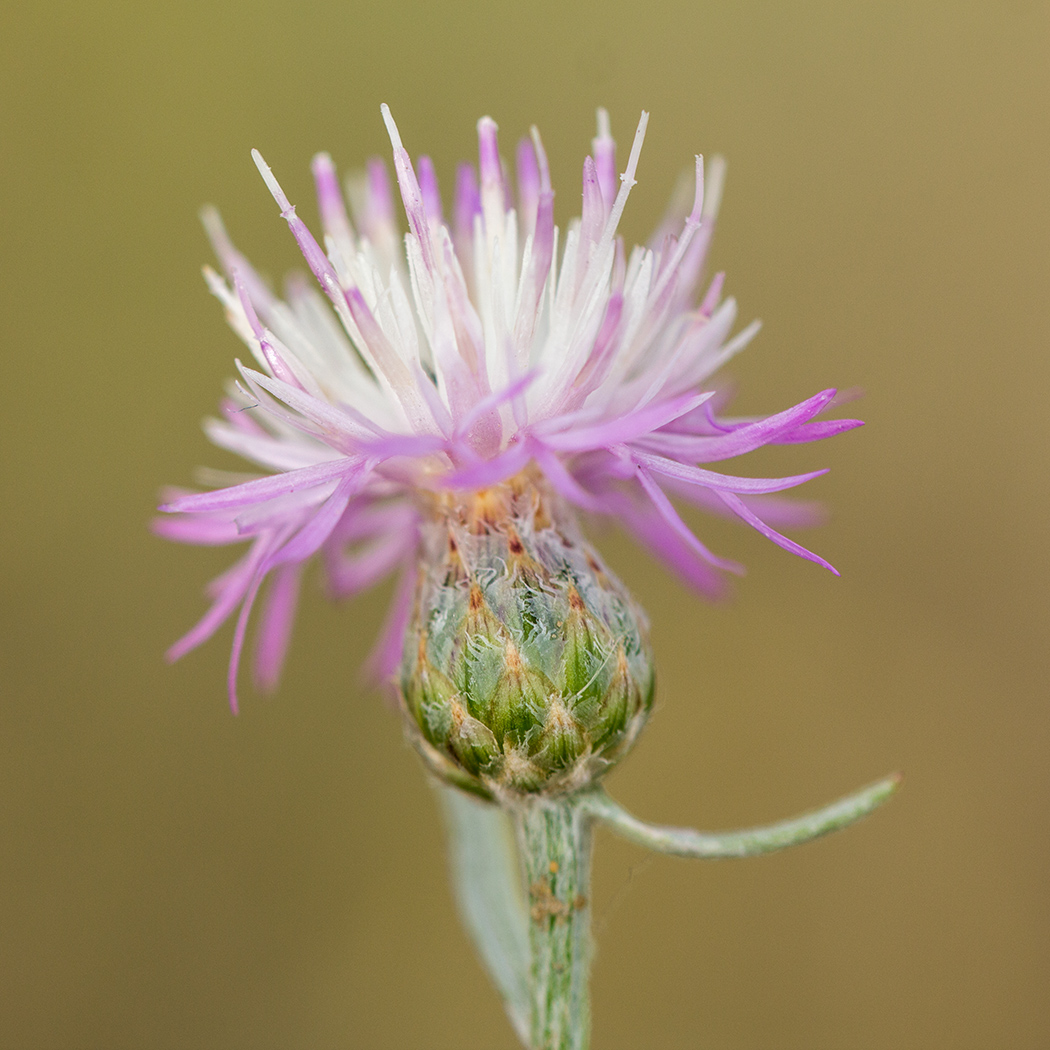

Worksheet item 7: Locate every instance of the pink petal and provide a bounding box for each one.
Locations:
[635,466,744,574]
[616,498,729,598]
[364,566,417,687]
[160,459,354,515]
[326,530,416,599]
[538,392,714,452]
[152,515,242,546]
[716,489,839,574]
[311,152,357,250]
[453,162,480,248]
[441,442,531,490]
[265,465,371,568]
[591,109,617,215]
[227,562,268,714]
[166,534,271,665]
[638,389,847,462]
[417,155,444,224]
[631,449,829,495]
[515,136,540,235]
[253,563,303,692]
[530,443,607,513]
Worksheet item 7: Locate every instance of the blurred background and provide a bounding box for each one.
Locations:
[2,1,1048,1047]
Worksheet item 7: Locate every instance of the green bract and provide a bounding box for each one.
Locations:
[400,475,655,798]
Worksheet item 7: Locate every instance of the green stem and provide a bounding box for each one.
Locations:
[580,773,901,858]
[513,796,593,1050]
[445,775,899,1050]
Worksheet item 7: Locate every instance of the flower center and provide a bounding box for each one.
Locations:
[399,474,655,797]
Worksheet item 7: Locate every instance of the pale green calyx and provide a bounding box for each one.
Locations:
[399,473,655,799]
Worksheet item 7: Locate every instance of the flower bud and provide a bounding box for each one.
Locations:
[399,473,655,798]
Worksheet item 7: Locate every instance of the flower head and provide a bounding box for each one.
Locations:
[157,106,860,716]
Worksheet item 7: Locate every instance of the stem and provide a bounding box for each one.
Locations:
[445,775,899,1049]
[580,774,900,858]
[513,796,593,1050]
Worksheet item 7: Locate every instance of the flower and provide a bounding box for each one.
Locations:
[156,105,860,714]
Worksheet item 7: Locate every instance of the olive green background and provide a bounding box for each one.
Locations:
[2,2,1048,1047]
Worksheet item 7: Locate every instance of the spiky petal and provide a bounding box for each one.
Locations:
[157,107,861,710]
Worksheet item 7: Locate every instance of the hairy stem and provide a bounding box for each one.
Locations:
[580,774,900,858]
[514,796,593,1050]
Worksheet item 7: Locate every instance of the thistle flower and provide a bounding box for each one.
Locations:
[157,104,860,759]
